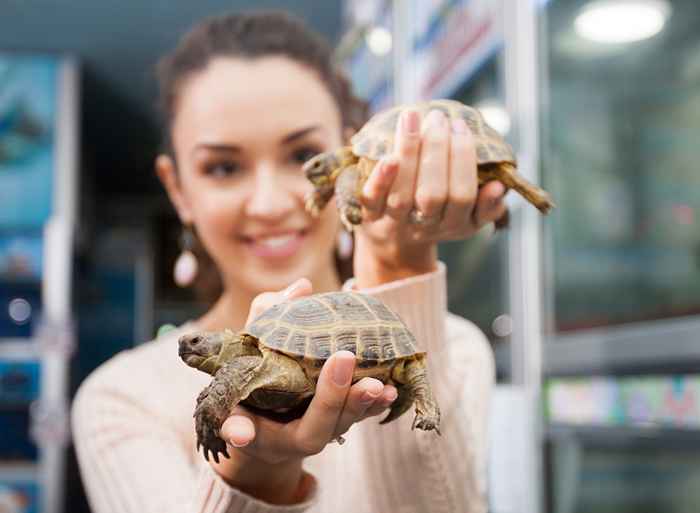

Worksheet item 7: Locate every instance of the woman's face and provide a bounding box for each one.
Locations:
[161,56,343,295]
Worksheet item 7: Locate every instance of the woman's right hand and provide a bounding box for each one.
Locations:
[209,278,398,504]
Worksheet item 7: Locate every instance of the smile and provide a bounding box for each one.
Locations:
[243,230,307,259]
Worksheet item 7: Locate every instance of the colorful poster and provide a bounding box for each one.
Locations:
[0,55,57,229]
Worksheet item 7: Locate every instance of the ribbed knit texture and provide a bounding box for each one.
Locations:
[72,263,494,513]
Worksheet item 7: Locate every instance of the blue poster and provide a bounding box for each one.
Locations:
[0,55,57,229]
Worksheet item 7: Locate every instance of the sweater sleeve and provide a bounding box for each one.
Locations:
[344,262,494,513]
[71,363,317,513]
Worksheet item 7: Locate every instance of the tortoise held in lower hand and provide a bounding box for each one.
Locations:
[304,98,555,230]
[179,291,440,462]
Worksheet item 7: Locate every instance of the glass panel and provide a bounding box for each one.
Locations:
[540,0,700,332]
[444,55,511,356]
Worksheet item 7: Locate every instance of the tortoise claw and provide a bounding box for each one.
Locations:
[411,412,441,435]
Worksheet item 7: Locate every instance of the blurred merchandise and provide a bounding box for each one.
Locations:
[546,375,700,429]
[0,465,38,513]
[0,361,40,405]
[0,56,56,230]
[0,235,42,282]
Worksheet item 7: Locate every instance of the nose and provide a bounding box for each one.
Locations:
[245,166,299,220]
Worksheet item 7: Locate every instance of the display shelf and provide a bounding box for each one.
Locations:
[0,52,78,513]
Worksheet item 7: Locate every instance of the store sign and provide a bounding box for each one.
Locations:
[413,0,503,99]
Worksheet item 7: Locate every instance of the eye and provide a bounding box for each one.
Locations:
[291,146,321,165]
[203,160,240,178]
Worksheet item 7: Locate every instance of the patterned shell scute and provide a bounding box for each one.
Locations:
[246,292,418,362]
[350,98,515,165]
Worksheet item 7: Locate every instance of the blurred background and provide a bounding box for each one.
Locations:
[0,0,699,512]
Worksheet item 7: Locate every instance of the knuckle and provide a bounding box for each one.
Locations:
[425,130,448,149]
[450,192,476,210]
[386,192,412,213]
[415,190,446,213]
[399,137,420,158]
[295,436,325,456]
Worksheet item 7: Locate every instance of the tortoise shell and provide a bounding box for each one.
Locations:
[350,98,515,166]
[246,291,420,368]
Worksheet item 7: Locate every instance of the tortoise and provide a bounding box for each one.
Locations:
[304,98,555,230]
[179,291,440,462]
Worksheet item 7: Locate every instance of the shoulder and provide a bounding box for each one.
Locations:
[71,324,205,426]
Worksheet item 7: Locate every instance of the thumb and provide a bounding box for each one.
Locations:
[246,278,313,325]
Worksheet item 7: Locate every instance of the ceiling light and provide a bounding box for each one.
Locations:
[574,0,671,44]
[365,26,392,56]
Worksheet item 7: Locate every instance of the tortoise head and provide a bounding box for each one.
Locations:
[178,331,228,369]
[302,152,338,185]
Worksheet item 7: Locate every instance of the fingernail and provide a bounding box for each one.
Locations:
[426,109,447,129]
[384,388,398,403]
[230,438,249,448]
[452,118,468,134]
[360,390,380,405]
[283,279,303,298]
[332,352,354,386]
[402,110,420,135]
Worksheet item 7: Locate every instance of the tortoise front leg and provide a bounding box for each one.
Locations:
[194,352,314,462]
[335,164,365,232]
[303,147,357,217]
[194,355,262,462]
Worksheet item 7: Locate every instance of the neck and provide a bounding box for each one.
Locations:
[195,262,342,332]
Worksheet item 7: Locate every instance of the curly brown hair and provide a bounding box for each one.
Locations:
[156,10,368,301]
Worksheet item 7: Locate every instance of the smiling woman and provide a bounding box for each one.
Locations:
[70,10,501,513]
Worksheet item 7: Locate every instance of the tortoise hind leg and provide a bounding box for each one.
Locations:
[483,163,556,214]
[381,355,441,434]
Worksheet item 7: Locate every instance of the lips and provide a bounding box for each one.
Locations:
[242,230,307,259]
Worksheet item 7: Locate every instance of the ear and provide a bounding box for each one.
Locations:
[155,154,194,224]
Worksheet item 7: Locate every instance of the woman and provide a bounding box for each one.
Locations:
[71,11,504,513]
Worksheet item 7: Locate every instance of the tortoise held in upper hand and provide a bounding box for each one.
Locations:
[179,291,440,462]
[304,98,555,230]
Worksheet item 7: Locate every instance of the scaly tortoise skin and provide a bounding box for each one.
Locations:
[179,291,440,462]
[304,99,555,231]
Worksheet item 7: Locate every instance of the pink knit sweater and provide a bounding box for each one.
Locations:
[71,264,494,513]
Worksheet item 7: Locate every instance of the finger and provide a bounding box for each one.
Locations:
[441,118,479,232]
[220,411,256,448]
[361,158,399,222]
[246,278,313,324]
[472,181,507,228]
[293,351,355,455]
[385,109,421,220]
[333,377,383,437]
[413,110,449,221]
[362,384,398,419]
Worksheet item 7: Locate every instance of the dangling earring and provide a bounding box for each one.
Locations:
[336,228,354,260]
[174,225,198,287]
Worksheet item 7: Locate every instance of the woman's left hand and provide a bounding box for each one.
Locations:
[353,108,507,288]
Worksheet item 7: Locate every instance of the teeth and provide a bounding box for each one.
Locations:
[258,234,296,248]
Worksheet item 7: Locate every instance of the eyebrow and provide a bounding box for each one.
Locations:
[192,126,321,156]
[281,125,320,144]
